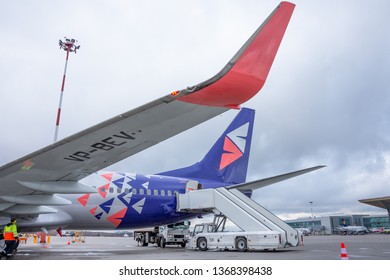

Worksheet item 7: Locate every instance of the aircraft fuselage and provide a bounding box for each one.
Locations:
[57,171,226,230]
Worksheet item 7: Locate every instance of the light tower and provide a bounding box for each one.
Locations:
[54,37,80,142]
[309,201,314,234]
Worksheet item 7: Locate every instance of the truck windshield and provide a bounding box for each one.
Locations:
[168,221,190,229]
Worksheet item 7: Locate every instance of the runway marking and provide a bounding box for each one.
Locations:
[62,252,113,256]
[349,254,372,258]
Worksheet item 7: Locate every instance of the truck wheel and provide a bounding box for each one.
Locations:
[235,237,247,252]
[198,237,208,251]
[181,242,186,248]
[141,236,148,247]
[160,238,166,248]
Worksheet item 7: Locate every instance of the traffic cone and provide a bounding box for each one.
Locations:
[340,242,348,260]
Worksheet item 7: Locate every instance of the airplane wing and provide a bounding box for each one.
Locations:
[227,165,326,191]
[0,2,295,209]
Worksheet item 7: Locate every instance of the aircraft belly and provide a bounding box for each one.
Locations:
[17,211,73,232]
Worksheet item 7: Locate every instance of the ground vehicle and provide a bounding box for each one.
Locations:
[189,222,283,252]
[296,228,310,236]
[134,221,190,248]
[334,226,369,235]
[382,227,390,234]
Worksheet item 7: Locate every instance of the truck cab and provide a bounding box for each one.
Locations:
[157,221,191,248]
[134,221,190,248]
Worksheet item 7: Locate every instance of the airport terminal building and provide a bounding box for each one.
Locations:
[285,214,390,235]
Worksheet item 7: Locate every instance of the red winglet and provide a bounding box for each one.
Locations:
[177,2,295,108]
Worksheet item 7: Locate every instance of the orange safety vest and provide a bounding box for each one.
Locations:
[3,224,17,241]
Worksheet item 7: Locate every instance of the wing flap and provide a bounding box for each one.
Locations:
[19,181,97,194]
[0,194,71,205]
[3,205,58,215]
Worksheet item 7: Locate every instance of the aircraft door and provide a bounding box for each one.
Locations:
[185,180,202,192]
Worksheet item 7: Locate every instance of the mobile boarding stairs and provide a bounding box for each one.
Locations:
[176,185,302,247]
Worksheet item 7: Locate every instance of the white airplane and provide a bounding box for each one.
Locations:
[0,2,324,233]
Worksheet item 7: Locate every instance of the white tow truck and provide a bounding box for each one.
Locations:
[189,221,284,252]
[134,221,190,248]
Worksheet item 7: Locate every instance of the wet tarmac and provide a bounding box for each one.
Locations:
[9,234,390,260]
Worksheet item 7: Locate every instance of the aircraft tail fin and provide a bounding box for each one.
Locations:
[158,108,254,184]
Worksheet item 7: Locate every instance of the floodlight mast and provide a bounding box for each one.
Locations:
[53,37,80,142]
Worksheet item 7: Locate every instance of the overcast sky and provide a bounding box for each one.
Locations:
[1,0,390,220]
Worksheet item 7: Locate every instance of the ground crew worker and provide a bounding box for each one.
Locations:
[3,218,18,259]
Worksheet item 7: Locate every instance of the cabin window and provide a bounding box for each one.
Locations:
[139,189,145,195]
[132,188,137,195]
[161,190,165,196]
[124,188,129,194]
[117,188,121,193]
[193,225,204,236]
[153,189,158,196]
[109,187,114,193]
[146,189,151,195]
[167,190,172,196]
[207,225,215,233]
